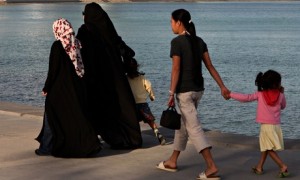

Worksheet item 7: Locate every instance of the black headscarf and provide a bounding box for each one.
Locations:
[83,2,135,58]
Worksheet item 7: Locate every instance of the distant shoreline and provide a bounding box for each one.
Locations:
[1,0,299,4]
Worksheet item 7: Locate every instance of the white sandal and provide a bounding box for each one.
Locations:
[156,161,178,172]
[196,171,221,180]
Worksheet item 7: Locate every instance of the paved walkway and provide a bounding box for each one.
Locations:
[0,101,299,180]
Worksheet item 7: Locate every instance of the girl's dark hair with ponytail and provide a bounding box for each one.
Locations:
[255,70,281,91]
[171,9,201,82]
[255,72,264,91]
[124,57,144,79]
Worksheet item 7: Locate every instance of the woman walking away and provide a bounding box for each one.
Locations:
[230,70,289,178]
[156,9,230,179]
[77,2,142,149]
[35,18,101,158]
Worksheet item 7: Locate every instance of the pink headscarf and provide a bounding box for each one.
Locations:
[53,18,84,77]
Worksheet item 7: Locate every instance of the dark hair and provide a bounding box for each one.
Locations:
[171,9,201,80]
[255,70,281,91]
[124,58,144,79]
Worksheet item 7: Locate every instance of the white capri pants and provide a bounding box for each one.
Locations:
[173,91,211,153]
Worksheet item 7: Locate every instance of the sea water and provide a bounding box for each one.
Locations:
[0,2,300,139]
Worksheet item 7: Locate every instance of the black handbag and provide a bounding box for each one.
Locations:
[160,106,181,130]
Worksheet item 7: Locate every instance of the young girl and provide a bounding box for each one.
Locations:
[124,58,166,145]
[230,70,289,178]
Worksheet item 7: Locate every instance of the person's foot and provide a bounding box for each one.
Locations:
[35,149,51,156]
[204,169,219,178]
[160,160,177,170]
[197,171,220,180]
[252,167,264,175]
[278,169,289,178]
[156,132,166,145]
[280,165,288,173]
[156,161,178,172]
[278,165,289,178]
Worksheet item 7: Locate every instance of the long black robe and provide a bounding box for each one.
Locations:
[36,41,101,157]
[76,5,142,149]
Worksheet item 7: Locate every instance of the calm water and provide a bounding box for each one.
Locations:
[1,2,300,139]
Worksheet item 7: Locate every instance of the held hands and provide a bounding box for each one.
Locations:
[221,86,231,100]
[168,87,231,107]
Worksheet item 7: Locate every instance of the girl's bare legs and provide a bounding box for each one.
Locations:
[255,151,267,172]
[148,121,157,130]
[148,121,166,145]
[163,150,181,169]
[255,150,288,173]
[201,148,219,176]
[267,150,288,172]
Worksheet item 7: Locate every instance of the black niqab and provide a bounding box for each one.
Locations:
[77,2,142,149]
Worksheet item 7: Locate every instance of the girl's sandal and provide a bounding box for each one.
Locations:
[278,170,289,178]
[252,167,264,175]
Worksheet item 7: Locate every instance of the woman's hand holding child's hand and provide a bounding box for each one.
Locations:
[221,86,231,100]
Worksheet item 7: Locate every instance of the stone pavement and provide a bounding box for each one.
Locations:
[0,101,299,180]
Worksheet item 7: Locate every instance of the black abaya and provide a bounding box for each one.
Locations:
[36,41,101,157]
[77,3,142,149]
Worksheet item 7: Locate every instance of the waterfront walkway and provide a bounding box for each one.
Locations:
[0,101,299,179]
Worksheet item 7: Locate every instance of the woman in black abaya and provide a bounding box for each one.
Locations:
[35,18,101,157]
[76,2,142,149]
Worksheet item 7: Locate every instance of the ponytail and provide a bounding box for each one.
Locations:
[256,70,281,91]
[187,21,201,79]
[255,72,263,91]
